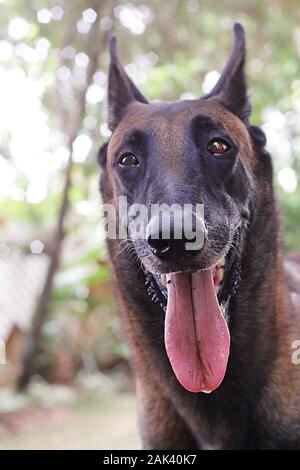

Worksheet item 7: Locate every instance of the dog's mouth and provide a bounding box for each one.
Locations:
[144,240,241,394]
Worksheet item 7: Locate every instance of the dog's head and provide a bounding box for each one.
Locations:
[98,24,270,394]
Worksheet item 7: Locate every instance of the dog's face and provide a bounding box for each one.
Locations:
[100,24,258,277]
[105,98,254,275]
[99,24,269,394]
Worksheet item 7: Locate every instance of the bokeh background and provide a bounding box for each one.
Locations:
[0,0,299,449]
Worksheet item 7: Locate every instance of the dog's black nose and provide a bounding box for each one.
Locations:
[147,236,199,259]
[147,236,171,258]
[147,231,201,259]
[146,211,206,260]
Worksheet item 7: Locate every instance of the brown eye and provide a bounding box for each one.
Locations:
[207,139,230,155]
[118,153,139,166]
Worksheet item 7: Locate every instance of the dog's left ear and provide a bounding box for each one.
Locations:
[107,36,148,131]
[205,23,250,123]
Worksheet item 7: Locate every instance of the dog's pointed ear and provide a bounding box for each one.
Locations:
[107,36,148,131]
[205,23,250,123]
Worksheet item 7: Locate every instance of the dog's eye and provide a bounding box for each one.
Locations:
[118,153,139,166]
[207,139,230,155]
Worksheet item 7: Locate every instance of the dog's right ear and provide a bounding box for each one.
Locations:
[204,23,250,123]
[108,36,148,131]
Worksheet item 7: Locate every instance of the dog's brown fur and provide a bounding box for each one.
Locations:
[98,25,300,449]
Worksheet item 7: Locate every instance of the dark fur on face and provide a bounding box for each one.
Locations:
[98,24,300,449]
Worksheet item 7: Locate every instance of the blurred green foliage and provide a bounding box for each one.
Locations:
[0,0,299,373]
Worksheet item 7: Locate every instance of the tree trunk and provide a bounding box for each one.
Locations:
[17,1,109,391]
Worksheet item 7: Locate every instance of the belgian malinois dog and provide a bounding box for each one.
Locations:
[98,23,300,449]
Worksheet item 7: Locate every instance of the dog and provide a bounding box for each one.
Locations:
[98,23,300,449]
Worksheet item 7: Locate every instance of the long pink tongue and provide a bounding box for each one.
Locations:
[165,269,230,393]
